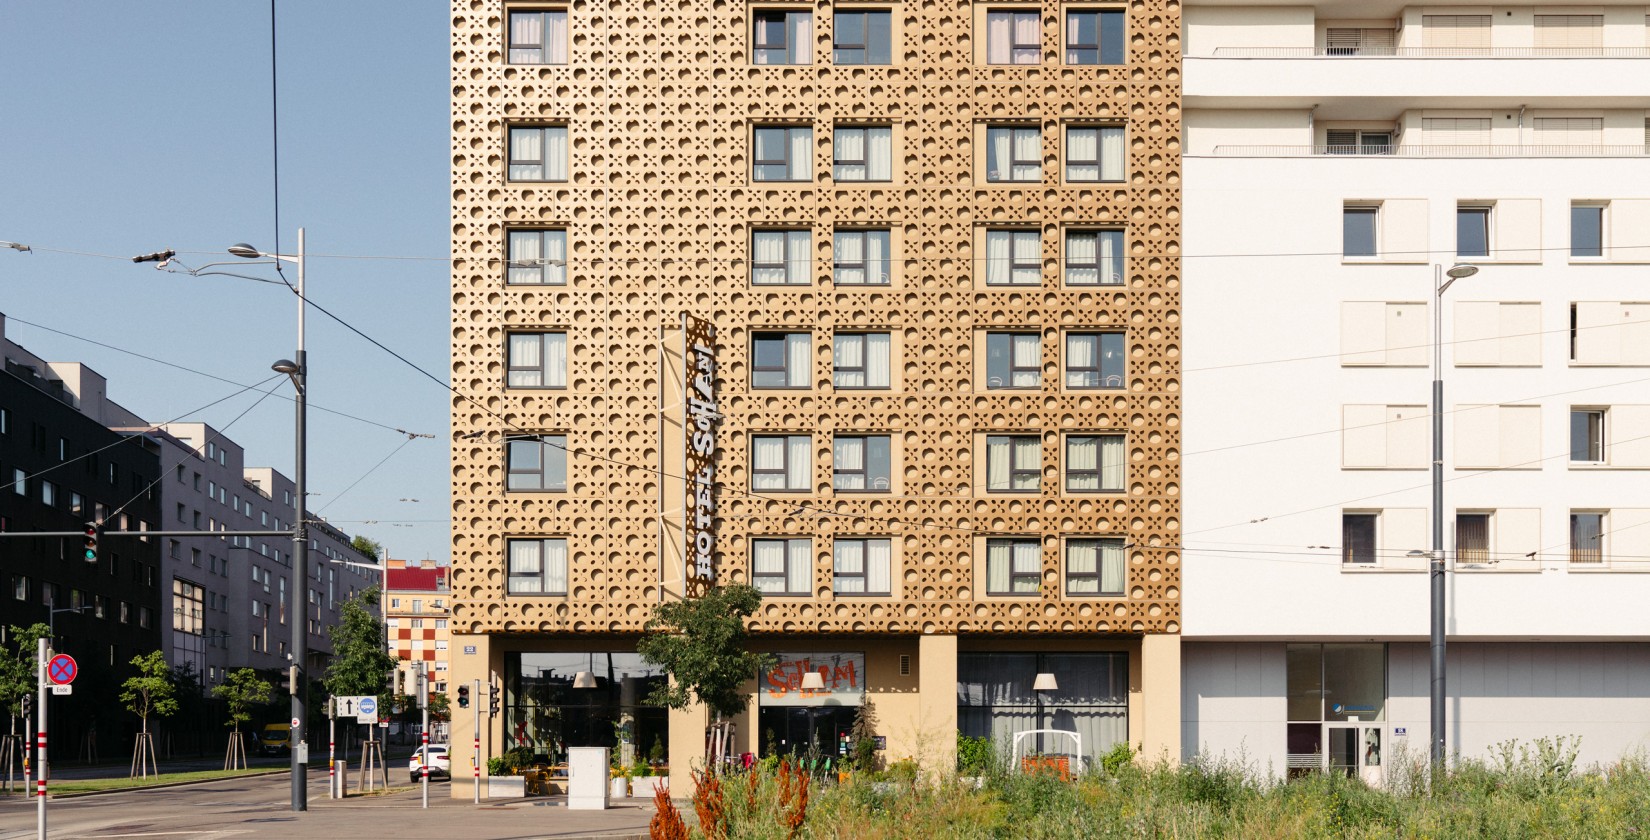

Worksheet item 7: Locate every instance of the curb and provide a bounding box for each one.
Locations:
[48,768,293,798]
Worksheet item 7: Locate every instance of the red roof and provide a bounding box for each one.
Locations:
[385,566,447,592]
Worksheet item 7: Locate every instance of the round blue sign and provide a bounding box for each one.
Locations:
[358,697,377,715]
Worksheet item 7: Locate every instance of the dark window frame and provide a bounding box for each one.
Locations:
[1063,8,1124,65]
[1064,537,1125,596]
[833,9,892,64]
[753,126,812,181]
[985,126,1042,183]
[750,434,811,492]
[505,435,569,492]
[1342,513,1378,564]
[507,9,570,65]
[986,332,1042,389]
[505,331,569,389]
[751,331,810,388]
[1064,331,1125,390]
[505,229,569,285]
[832,434,892,492]
[832,228,892,285]
[986,434,1042,493]
[832,537,893,595]
[984,537,1043,594]
[507,125,569,183]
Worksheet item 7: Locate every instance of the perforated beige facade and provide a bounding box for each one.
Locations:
[449,0,1181,794]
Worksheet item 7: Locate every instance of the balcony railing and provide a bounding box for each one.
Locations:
[1210,144,1650,158]
[1206,46,1650,59]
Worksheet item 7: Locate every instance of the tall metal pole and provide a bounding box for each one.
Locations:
[35,638,46,840]
[472,678,481,804]
[419,662,429,809]
[1430,263,1447,768]
[291,227,309,811]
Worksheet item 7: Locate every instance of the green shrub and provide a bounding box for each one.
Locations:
[957,734,995,776]
[1100,741,1135,777]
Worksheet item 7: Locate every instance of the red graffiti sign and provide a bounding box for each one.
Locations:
[761,653,864,706]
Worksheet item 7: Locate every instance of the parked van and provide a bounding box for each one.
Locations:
[258,723,292,756]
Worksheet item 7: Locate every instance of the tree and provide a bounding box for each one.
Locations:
[350,535,383,562]
[324,588,394,741]
[213,668,271,770]
[1,624,49,726]
[637,585,775,768]
[121,651,178,777]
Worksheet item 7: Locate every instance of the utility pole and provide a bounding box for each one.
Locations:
[36,638,47,840]
[419,662,429,809]
[472,678,481,804]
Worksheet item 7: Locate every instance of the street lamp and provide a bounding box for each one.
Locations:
[230,230,310,812]
[1429,262,1479,769]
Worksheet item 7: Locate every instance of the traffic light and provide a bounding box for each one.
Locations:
[456,685,470,709]
[82,523,99,563]
[285,664,299,696]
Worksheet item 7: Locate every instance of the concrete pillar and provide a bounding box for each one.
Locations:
[1140,633,1182,765]
[667,701,706,798]
[447,633,490,799]
[917,634,958,776]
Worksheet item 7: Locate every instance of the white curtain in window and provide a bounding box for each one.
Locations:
[834,541,864,592]
[786,231,811,283]
[543,230,567,282]
[786,539,812,594]
[509,128,541,180]
[789,128,812,179]
[543,540,568,593]
[1099,127,1124,180]
[1068,437,1098,489]
[1099,540,1124,594]
[989,129,1011,180]
[785,333,810,385]
[1067,128,1097,180]
[1012,437,1040,490]
[835,129,866,180]
[508,541,540,593]
[1067,542,1098,592]
[510,14,543,63]
[865,229,888,283]
[753,437,785,488]
[987,541,1011,590]
[987,13,1011,63]
[835,231,865,283]
[1066,334,1094,388]
[1012,231,1039,284]
[1099,230,1120,284]
[1012,540,1039,590]
[543,333,568,387]
[545,127,568,180]
[544,13,568,63]
[986,231,1011,284]
[786,435,810,489]
[987,440,1011,491]
[865,333,891,387]
[753,231,786,284]
[1013,129,1040,179]
[753,540,784,591]
[1100,435,1124,490]
[789,12,813,64]
[867,127,892,180]
[1012,335,1039,386]
[1065,231,1097,285]
[866,540,891,593]
[833,437,864,489]
[834,335,865,387]
[508,335,541,387]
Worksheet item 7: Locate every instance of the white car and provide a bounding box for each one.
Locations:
[410,745,450,781]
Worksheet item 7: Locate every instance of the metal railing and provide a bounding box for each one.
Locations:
[1205,46,1650,59]
[1210,144,1650,158]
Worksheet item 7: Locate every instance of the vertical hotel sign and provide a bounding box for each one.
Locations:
[684,315,718,597]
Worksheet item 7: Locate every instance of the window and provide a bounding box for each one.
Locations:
[984,230,1041,285]
[985,10,1040,64]
[507,126,569,182]
[1571,408,1605,463]
[1065,538,1124,595]
[506,332,568,388]
[506,435,569,491]
[11,574,25,601]
[1569,301,1650,365]
[1572,204,1604,258]
[1535,117,1603,147]
[832,126,892,181]
[1533,15,1602,52]
[412,599,423,614]
[10,468,24,496]
[985,538,1041,594]
[507,538,569,594]
[833,9,891,64]
[1064,126,1123,182]
[752,9,812,65]
[832,332,892,388]
[1342,405,1428,468]
[508,9,569,64]
[1570,512,1604,564]
[833,435,892,491]
[1324,28,1395,56]
[1324,129,1393,155]
[985,126,1040,182]
[1064,434,1124,492]
[1064,229,1123,285]
[40,481,57,507]
[751,435,811,491]
[1065,332,1124,389]
[833,538,891,595]
[1342,513,1377,564]
[986,332,1041,389]
[1455,513,1490,564]
[173,578,203,635]
[751,538,811,595]
[751,230,811,285]
[1421,15,1489,52]
[753,126,812,181]
[1064,9,1123,64]
[1344,207,1378,258]
[751,332,811,387]
[832,229,891,285]
[986,435,1041,492]
[506,229,568,284]
[958,652,1128,756]
[1457,207,1490,258]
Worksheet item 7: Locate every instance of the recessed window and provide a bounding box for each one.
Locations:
[751,434,811,491]
[1064,126,1124,182]
[985,126,1041,182]
[1065,332,1124,389]
[1343,206,1378,258]
[507,126,569,182]
[986,332,1041,389]
[985,435,1041,492]
[11,468,24,496]
[833,10,892,64]
[753,126,813,181]
[506,332,568,388]
[1570,512,1604,564]
[832,229,891,285]
[751,538,811,595]
[832,435,892,491]
[985,538,1041,594]
[751,230,811,285]
[833,538,892,595]
[1457,206,1490,258]
[1455,513,1490,564]
[985,10,1040,64]
[832,332,891,389]
[753,9,813,65]
[1324,129,1394,156]
[751,332,811,388]
[1063,229,1123,285]
[1571,204,1604,258]
[1342,513,1377,564]
[506,229,568,285]
[1064,9,1123,64]
[507,538,568,595]
[505,435,568,492]
[833,126,892,181]
[1570,408,1605,463]
[1064,434,1124,493]
[984,230,1041,285]
[1064,538,1124,595]
[508,10,569,64]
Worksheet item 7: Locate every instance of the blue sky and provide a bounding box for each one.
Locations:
[1,2,453,562]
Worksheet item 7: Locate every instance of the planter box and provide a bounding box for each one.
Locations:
[631,776,669,797]
[486,776,526,799]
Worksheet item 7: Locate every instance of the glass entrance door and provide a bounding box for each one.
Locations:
[1324,723,1382,785]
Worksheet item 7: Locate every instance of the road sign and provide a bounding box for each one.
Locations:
[47,654,77,685]
[291,717,301,728]
[50,685,71,695]
[356,696,378,725]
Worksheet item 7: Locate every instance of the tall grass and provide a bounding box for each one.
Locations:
[664,739,1650,839]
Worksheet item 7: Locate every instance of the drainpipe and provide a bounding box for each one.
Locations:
[1517,104,1525,149]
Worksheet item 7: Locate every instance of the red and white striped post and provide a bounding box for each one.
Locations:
[36,637,48,840]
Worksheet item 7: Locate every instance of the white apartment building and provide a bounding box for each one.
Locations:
[1181,2,1650,780]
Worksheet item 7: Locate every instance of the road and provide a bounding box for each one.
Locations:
[0,773,660,839]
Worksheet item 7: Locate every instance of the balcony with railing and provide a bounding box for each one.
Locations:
[1209,144,1650,158]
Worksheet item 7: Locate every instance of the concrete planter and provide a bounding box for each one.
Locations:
[610,777,629,799]
[631,776,669,797]
[486,776,526,798]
